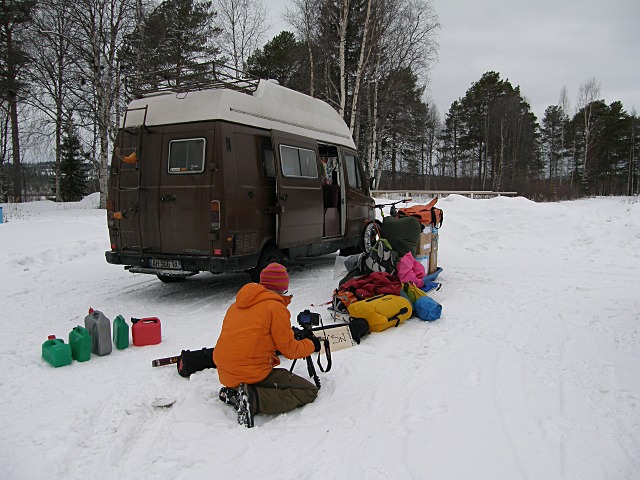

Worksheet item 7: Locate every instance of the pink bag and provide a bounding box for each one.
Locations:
[396,252,425,288]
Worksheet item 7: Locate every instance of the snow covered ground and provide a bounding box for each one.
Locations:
[0,194,639,480]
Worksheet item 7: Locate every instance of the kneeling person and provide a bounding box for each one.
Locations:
[213,263,321,428]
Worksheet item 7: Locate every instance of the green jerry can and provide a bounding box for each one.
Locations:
[69,326,92,362]
[42,335,72,367]
[113,315,129,350]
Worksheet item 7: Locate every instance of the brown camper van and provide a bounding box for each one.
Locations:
[105,68,375,282]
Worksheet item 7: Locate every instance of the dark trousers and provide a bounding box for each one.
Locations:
[252,368,319,415]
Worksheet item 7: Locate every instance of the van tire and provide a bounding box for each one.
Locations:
[340,220,380,256]
[248,246,285,282]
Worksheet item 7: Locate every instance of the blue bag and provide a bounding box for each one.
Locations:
[414,296,442,321]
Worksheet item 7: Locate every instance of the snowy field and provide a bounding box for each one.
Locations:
[0,194,639,480]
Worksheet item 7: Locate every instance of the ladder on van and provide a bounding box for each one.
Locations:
[116,105,148,255]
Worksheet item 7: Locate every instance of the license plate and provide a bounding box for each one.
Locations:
[150,259,182,270]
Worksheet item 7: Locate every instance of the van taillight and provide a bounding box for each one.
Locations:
[210,200,220,230]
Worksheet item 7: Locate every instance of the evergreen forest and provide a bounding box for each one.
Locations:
[1,0,638,205]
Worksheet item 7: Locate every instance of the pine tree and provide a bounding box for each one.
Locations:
[120,0,220,92]
[246,31,306,90]
[0,0,37,202]
[58,124,87,202]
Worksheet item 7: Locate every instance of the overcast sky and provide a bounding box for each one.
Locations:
[266,0,639,121]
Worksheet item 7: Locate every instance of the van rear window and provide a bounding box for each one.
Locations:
[168,138,205,173]
[280,145,318,178]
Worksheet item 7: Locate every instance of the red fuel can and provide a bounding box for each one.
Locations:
[131,317,162,346]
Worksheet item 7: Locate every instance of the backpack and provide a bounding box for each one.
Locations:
[362,238,397,275]
[398,198,444,228]
[347,294,412,333]
[331,288,360,314]
[381,215,422,258]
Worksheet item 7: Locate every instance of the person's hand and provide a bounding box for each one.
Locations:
[293,327,321,352]
[309,334,321,352]
[293,327,307,340]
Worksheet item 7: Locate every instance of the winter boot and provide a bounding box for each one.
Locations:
[236,383,259,428]
[218,387,238,407]
[177,348,216,378]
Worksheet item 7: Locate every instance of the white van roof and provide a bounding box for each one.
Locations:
[123,80,356,149]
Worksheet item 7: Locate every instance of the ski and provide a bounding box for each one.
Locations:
[150,321,363,371]
[151,355,180,367]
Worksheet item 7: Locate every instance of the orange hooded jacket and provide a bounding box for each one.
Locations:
[213,283,315,387]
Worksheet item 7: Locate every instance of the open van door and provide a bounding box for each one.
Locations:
[270,130,323,248]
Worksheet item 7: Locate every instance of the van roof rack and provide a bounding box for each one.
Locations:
[125,61,260,98]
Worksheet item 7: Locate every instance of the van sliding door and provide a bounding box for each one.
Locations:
[270,130,323,248]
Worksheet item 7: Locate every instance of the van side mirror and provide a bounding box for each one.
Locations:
[369,177,376,190]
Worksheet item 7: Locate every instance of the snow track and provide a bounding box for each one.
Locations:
[1,194,639,479]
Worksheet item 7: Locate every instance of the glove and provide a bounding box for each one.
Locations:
[293,327,307,341]
[309,334,321,353]
[293,327,320,352]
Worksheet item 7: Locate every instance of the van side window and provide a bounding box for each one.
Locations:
[260,143,276,177]
[345,154,363,190]
[280,145,318,178]
[168,138,206,173]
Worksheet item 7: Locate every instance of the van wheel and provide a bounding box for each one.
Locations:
[340,221,379,256]
[362,221,381,252]
[248,246,285,282]
[157,275,186,283]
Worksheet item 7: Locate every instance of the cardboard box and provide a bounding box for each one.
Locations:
[428,232,439,274]
[415,230,432,256]
[416,254,430,272]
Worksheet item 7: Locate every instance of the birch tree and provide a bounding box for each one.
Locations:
[365,0,438,180]
[28,0,79,201]
[68,0,137,208]
[576,77,600,190]
[284,0,318,96]
[337,0,349,116]
[213,0,270,75]
[348,0,372,134]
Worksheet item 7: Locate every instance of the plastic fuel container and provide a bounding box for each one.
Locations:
[132,317,162,346]
[113,315,129,350]
[84,308,112,356]
[42,335,72,367]
[68,326,91,362]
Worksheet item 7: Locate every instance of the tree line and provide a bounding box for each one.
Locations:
[1,0,638,206]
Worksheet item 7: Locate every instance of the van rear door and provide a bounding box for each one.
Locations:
[270,130,323,248]
[158,125,214,255]
[342,149,373,238]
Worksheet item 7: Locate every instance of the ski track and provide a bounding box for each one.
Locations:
[1,195,639,479]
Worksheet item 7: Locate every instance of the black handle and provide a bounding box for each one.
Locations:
[161,194,176,202]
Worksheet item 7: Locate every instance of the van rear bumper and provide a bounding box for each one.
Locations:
[105,250,258,274]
